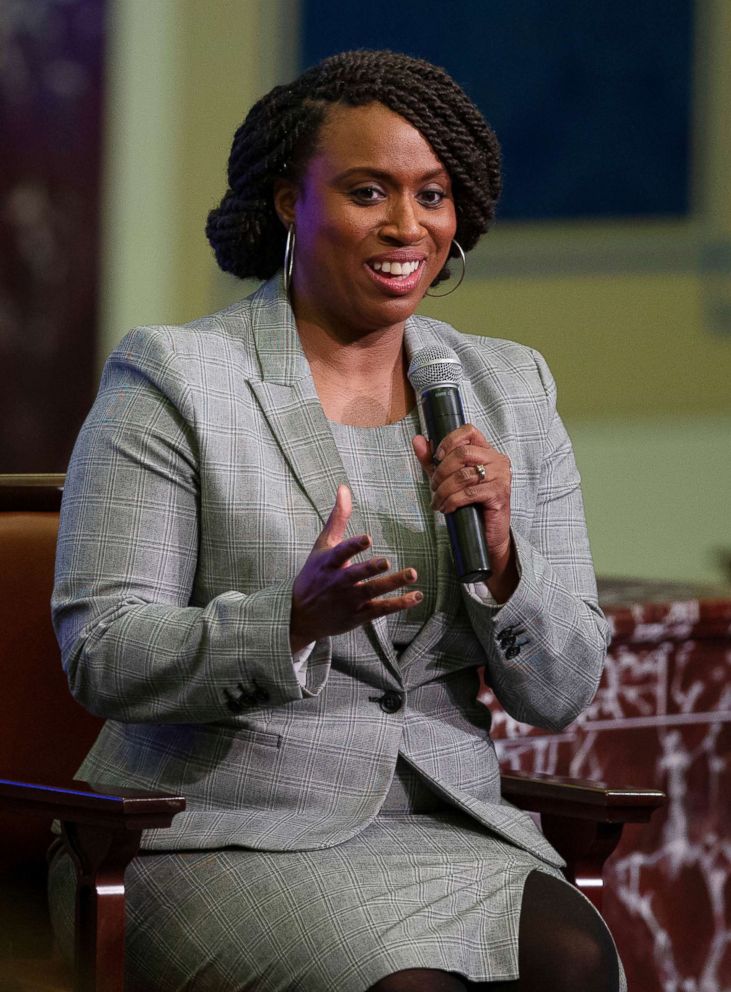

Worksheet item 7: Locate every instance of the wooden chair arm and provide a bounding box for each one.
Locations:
[500,771,666,913]
[0,776,185,831]
[0,776,185,992]
[500,770,665,822]
[0,472,65,511]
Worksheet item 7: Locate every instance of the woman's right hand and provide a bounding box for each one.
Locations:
[290,485,422,652]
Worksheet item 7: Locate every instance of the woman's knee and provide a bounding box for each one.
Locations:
[368,969,468,991]
[555,923,617,991]
[518,870,620,992]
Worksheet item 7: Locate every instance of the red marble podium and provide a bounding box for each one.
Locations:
[484,580,731,992]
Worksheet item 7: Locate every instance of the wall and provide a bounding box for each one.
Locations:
[0,0,106,471]
[419,236,731,585]
[418,1,731,584]
[99,0,298,353]
[98,0,731,585]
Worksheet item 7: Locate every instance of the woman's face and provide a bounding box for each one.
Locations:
[275,101,457,339]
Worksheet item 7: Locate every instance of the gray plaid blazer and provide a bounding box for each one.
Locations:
[53,276,609,867]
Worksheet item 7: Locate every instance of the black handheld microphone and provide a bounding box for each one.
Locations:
[408,346,491,584]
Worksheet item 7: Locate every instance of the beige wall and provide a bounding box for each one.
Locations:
[99,0,299,352]
[421,248,731,583]
[99,0,731,584]
[423,262,730,421]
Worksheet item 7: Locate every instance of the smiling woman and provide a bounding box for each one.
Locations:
[49,50,621,992]
[275,104,455,334]
[272,102,458,423]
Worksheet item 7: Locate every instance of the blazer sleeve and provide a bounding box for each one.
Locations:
[460,348,610,731]
[52,327,331,725]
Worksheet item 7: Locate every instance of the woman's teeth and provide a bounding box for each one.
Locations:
[371,260,421,277]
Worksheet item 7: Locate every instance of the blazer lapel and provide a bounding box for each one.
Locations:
[248,281,345,527]
[458,370,503,451]
[248,279,399,671]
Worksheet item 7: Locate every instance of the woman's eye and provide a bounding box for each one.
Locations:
[419,189,446,207]
[352,186,384,203]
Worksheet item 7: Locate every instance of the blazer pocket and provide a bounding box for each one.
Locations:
[231,723,282,749]
[209,720,283,750]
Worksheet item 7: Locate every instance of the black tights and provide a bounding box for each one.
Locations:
[367,871,620,992]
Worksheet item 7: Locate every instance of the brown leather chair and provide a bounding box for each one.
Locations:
[0,477,184,992]
[0,474,664,992]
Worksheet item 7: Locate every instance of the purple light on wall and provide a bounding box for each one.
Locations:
[0,0,106,471]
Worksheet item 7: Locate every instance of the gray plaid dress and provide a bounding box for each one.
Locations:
[48,409,622,992]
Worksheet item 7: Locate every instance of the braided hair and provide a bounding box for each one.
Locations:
[206,50,502,284]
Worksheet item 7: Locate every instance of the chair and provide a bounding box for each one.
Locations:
[0,474,665,992]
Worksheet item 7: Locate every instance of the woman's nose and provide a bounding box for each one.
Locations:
[381,196,424,243]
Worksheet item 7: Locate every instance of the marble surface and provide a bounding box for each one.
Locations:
[486,583,731,992]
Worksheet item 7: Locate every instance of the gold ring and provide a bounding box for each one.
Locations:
[475,464,486,483]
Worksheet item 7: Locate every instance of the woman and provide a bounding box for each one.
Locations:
[50,50,620,992]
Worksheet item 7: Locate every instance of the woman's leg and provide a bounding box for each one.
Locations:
[471,870,620,992]
[369,970,468,991]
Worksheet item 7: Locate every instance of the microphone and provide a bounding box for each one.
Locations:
[408,346,491,584]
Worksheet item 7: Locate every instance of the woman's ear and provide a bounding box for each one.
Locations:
[273,179,298,228]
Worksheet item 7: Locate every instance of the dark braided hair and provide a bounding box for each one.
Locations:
[206,50,502,284]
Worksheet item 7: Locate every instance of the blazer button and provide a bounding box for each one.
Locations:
[497,626,516,647]
[224,691,245,714]
[378,691,403,714]
[251,681,270,704]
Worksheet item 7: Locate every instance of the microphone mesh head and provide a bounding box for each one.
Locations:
[407,345,463,393]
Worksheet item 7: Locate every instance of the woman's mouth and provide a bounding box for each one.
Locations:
[371,260,421,277]
[365,259,425,294]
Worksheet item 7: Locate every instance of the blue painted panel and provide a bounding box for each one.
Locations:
[300,0,693,220]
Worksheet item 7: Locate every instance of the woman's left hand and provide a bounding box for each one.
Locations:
[412,425,519,603]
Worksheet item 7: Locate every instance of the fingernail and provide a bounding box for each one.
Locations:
[407,569,417,581]
[435,446,445,461]
[360,535,370,547]
[413,591,424,602]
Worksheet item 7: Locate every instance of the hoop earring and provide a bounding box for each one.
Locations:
[283,224,295,295]
[426,240,466,297]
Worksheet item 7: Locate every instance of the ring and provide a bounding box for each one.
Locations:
[475,464,486,482]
